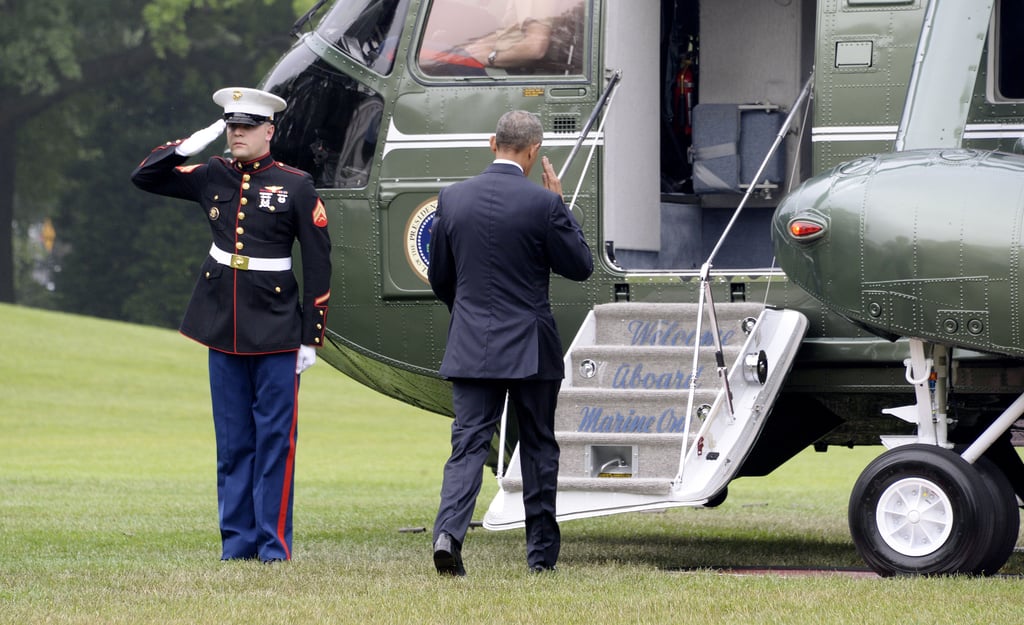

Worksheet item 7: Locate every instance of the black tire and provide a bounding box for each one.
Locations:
[703,486,728,508]
[969,455,1020,575]
[848,444,994,576]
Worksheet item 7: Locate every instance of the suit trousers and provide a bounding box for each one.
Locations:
[208,349,300,562]
[434,378,562,569]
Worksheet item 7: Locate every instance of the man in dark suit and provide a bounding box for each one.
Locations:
[428,110,593,576]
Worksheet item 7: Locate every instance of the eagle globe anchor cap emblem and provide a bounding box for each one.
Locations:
[212,87,287,126]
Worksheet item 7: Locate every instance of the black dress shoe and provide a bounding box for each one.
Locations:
[529,564,557,574]
[433,532,466,576]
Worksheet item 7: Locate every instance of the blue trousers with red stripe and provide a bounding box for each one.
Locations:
[208,349,300,561]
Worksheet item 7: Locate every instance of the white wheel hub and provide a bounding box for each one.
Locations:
[875,477,954,557]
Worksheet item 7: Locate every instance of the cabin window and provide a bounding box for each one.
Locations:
[416,0,587,77]
[992,0,1024,100]
[263,44,383,189]
[315,0,410,75]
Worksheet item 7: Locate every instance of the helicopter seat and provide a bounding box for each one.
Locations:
[691,103,785,195]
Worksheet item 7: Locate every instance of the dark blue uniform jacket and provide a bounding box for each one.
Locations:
[131,144,331,355]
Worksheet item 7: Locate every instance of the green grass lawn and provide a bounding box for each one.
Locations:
[1,303,1023,624]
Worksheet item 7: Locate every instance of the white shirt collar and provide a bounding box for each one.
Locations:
[493,158,523,172]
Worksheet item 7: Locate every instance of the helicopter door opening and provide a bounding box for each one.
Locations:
[603,0,813,271]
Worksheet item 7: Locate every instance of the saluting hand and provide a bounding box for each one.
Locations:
[176,119,227,157]
[541,156,563,197]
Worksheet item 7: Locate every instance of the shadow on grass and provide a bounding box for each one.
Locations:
[560,530,864,571]
[546,521,1024,576]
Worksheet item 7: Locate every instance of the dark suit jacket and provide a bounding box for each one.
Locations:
[429,162,593,380]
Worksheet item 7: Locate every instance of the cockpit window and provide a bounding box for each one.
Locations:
[417,0,587,77]
[990,0,1024,100]
[263,43,383,189]
[315,0,409,75]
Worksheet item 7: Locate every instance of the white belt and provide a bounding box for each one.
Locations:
[209,244,292,271]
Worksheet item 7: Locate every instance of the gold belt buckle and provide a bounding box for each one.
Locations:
[230,253,250,270]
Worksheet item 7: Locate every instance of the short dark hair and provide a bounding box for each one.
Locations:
[494,110,543,152]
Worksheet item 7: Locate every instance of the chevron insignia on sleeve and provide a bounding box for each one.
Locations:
[313,198,328,228]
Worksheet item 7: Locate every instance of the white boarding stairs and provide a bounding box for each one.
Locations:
[484,302,809,529]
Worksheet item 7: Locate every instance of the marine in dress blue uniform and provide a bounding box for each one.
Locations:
[130,87,332,562]
[429,110,593,575]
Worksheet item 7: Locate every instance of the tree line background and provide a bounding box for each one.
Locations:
[2,0,315,328]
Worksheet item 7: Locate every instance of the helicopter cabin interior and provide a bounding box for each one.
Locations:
[606,0,814,272]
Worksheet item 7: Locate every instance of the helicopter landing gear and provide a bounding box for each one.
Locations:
[849,443,1017,576]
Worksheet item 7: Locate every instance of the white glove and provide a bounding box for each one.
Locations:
[175,119,226,156]
[296,345,317,374]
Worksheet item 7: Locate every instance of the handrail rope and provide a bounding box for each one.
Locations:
[674,71,816,487]
[764,72,814,309]
[569,85,620,208]
[496,392,511,481]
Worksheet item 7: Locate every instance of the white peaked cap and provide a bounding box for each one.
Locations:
[212,87,287,124]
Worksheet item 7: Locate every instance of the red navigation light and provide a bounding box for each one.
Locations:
[789,220,824,239]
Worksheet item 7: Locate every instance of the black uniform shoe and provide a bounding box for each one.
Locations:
[433,532,466,576]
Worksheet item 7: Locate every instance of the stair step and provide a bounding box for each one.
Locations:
[558,431,686,480]
[487,306,810,525]
[500,476,674,496]
[556,432,687,444]
[593,302,764,347]
[568,344,742,389]
[555,387,718,433]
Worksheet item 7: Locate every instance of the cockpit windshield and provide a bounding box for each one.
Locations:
[315,0,409,75]
[263,43,383,189]
[258,0,409,188]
